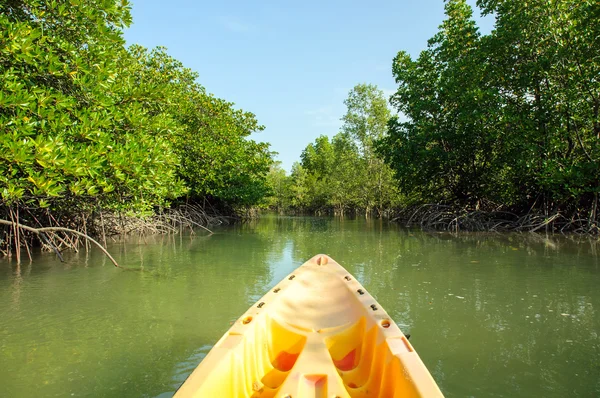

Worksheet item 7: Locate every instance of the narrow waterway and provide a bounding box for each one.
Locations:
[1,215,598,397]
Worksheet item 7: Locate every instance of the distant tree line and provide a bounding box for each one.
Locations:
[0,1,273,242]
[268,0,599,231]
[266,84,400,217]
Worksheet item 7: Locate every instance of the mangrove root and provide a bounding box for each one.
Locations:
[396,204,599,235]
[0,219,120,268]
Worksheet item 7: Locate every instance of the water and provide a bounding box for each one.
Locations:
[1,215,599,397]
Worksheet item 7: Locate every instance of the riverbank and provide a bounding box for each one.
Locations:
[392,204,599,235]
[267,204,599,236]
[0,201,239,264]
[1,2,274,265]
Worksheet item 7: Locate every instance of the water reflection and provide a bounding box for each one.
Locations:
[222,215,600,397]
[0,215,598,397]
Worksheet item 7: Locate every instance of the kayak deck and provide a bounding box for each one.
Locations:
[175,254,443,397]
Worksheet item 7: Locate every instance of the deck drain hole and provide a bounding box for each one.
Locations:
[381,319,391,328]
[242,316,253,324]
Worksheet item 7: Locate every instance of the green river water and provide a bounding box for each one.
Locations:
[1,215,599,397]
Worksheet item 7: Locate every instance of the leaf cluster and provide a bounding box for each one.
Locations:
[380,0,600,213]
[0,1,273,218]
[268,84,401,216]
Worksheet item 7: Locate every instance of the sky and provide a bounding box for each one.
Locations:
[124,0,494,171]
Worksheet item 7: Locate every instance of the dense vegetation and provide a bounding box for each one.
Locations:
[266,84,400,217]
[270,0,599,232]
[2,0,598,259]
[381,0,599,211]
[1,0,273,257]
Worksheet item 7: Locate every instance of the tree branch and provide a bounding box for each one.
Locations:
[0,219,120,268]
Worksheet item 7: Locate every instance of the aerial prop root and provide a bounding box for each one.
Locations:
[400,204,598,234]
[0,219,121,268]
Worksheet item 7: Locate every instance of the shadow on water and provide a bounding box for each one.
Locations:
[0,214,599,397]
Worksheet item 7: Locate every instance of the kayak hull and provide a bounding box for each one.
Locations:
[175,254,443,397]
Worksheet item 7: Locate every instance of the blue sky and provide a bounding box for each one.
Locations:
[124,1,494,171]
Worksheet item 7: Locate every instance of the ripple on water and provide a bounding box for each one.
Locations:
[166,345,213,391]
[1,218,600,398]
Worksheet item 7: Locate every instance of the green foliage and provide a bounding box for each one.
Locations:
[298,135,336,210]
[380,0,508,205]
[342,84,390,156]
[273,84,400,216]
[329,133,362,212]
[179,110,273,207]
[477,0,600,206]
[380,0,600,213]
[0,1,273,220]
[288,162,310,209]
[0,0,183,213]
[124,46,273,207]
[265,162,292,211]
[341,84,400,214]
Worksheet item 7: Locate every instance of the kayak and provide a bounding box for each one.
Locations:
[175,254,443,397]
